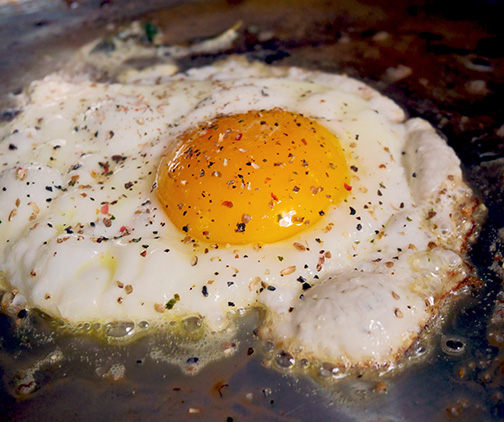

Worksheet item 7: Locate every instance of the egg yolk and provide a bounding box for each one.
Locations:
[157,109,349,245]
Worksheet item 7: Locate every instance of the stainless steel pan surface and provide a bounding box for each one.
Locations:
[1,0,503,420]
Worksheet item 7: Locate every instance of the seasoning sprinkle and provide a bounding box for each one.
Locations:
[293,242,306,251]
[280,266,296,276]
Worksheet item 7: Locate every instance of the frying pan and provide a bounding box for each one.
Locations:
[1,0,504,420]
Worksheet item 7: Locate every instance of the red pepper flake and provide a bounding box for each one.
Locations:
[140,250,147,257]
[235,133,242,140]
[271,193,278,201]
[427,210,437,219]
[300,138,307,145]
[222,201,233,208]
[344,183,352,191]
[119,226,126,233]
[280,266,296,276]
[264,177,271,184]
[317,256,325,271]
[101,204,109,214]
[16,167,27,181]
[154,303,165,313]
[293,242,306,251]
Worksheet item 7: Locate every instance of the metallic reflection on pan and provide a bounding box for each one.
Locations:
[1,0,504,420]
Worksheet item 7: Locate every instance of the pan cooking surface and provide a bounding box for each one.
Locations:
[1,0,503,420]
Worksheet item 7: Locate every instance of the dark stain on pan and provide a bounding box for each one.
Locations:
[1,0,504,420]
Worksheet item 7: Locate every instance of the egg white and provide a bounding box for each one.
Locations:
[0,57,480,367]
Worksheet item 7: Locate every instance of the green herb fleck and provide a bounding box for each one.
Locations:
[144,22,158,44]
[166,294,180,309]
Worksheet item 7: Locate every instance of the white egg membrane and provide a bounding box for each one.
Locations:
[0,57,479,367]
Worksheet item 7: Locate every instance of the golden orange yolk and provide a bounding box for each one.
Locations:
[157,109,349,245]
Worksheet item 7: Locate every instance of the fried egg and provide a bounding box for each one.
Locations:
[0,56,480,368]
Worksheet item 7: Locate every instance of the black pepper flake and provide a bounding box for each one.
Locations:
[8,144,17,150]
[182,225,189,233]
[186,357,199,364]
[297,276,306,283]
[235,222,246,232]
[228,301,235,307]
[227,281,234,287]
[318,210,325,216]
[350,165,358,172]
[377,190,383,196]
[356,224,362,231]
[202,285,208,297]
[267,285,276,291]
[302,282,312,290]
[247,347,254,356]
[124,182,133,189]
[349,207,356,215]
[412,172,417,178]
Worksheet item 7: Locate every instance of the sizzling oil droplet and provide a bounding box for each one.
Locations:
[275,351,295,368]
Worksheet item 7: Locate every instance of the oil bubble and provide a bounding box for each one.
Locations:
[441,336,466,355]
[275,351,295,368]
[105,321,135,338]
[182,316,202,332]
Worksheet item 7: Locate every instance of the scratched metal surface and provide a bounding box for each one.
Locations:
[1,0,504,421]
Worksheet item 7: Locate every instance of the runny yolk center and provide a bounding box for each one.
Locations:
[157,109,350,245]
